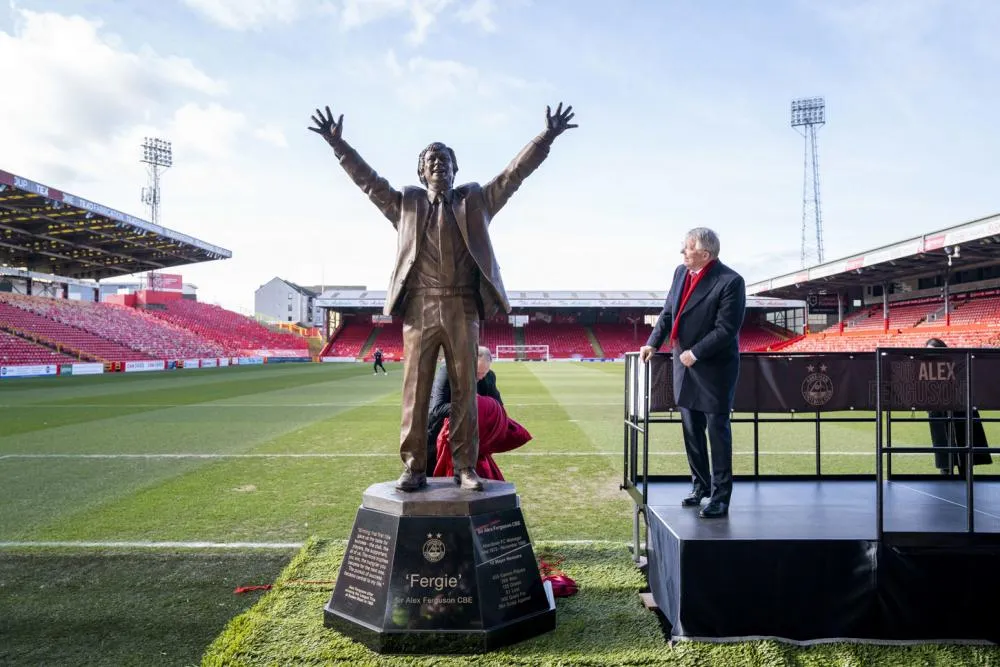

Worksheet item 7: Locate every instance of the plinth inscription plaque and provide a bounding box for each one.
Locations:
[330,509,397,627]
[472,509,549,627]
[325,479,556,653]
[387,516,478,630]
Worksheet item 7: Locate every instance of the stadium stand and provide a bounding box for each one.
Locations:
[780,291,1000,352]
[781,329,1000,352]
[0,293,224,359]
[322,320,375,358]
[947,292,1000,326]
[0,329,78,365]
[591,322,653,359]
[738,322,789,351]
[147,300,308,355]
[480,319,516,354]
[0,296,155,362]
[522,322,596,358]
[831,299,943,332]
[367,323,404,361]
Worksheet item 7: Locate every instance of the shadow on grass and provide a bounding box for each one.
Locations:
[0,549,294,667]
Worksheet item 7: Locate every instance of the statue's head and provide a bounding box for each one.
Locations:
[417,142,458,190]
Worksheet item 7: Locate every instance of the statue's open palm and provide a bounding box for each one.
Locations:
[308,106,344,144]
[546,103,578,136]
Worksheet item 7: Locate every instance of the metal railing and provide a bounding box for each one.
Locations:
[875,347,1000,539]
[622,349,1000,557]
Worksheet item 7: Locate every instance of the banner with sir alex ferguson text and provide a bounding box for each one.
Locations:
[645,350,1000,414]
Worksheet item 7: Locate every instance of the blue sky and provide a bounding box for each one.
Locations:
[1,0,998,313]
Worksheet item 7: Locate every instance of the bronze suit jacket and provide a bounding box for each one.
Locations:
[333,134,554,318]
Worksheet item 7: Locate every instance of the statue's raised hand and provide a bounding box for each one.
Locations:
[308,106,344,145]
[545,102,577,137]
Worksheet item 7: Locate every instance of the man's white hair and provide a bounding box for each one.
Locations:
[686,227,721,259]
[477,346,492,363]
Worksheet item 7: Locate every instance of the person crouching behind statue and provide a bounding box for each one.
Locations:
[925,337,993,475]
[426,346,503,473]
[433,395,532,482]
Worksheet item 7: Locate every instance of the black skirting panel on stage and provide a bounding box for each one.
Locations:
[644,480,1000,643]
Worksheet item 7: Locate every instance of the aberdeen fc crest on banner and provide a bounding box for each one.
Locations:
[801,364,835,407]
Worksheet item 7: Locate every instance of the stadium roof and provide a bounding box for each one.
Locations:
[315,289,805,310]
[749,213,1000,299]
[0,168,231,280]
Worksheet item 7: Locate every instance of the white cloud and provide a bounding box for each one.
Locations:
[806,0,949,93]
[0,8,228,180]
[179,0,313,31]
[340,0,497,44]
[171,103,249,159]
[253,123,289,148]
[383,49,476,108]
[341,0,447,44]
[373,49,540,118]
[180,0,501,42]
[456,0,496,32]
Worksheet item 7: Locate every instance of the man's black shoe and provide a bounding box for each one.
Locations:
[681,491,707,507]
[699,501,729,518]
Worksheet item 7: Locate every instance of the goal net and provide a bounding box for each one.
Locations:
[495,344,550,362]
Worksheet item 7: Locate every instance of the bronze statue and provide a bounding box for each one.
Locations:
[309,103,577,492]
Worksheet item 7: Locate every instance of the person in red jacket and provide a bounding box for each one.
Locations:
[433,394,532,482]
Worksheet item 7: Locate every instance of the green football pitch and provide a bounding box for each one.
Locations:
[1,362,997,665]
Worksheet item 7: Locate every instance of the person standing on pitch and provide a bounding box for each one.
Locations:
[372,348,387,375]
[640,228,745,518]
[309,102,577,492]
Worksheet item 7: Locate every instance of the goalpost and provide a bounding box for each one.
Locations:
[494,344,550,362]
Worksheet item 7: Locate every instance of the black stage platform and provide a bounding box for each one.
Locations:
[643,479,1000,643]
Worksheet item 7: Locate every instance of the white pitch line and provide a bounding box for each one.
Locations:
[0,540,304,549]
[540,539,626,545]
[0,453,388,459]
[0,403,375,409]
[0,402,622,408]
[0,451,879,460]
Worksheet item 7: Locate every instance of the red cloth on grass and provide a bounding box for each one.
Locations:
[433,395,532,481]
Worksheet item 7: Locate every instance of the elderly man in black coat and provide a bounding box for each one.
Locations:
[426,346,502,472]
[641,227,746,518]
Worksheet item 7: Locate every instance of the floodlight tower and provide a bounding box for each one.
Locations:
[140,137,172,289]
[141,137,172,226]
[790,97,826,267]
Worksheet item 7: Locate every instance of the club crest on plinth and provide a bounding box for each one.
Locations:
[423,533,446,563]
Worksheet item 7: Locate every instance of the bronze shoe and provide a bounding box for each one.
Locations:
[395,469,427,492]
[454,467,484,491]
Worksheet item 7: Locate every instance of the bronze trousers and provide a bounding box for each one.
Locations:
[399,293,480,473]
